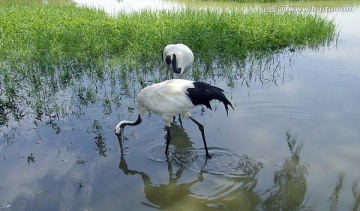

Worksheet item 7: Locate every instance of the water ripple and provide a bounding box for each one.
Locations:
[147,145,263,178]
[241,99,321,123]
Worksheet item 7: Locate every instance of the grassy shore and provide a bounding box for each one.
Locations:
[0,1,336,70]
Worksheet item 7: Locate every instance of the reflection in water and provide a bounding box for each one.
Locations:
[240,52,293,87]
[351,179,360,211]
[117,124,263,210]
[193,49,296,89]
[329,172,344,211]
[92,119,108,157]
[119,126,333,210]
[145,124,194,162]
[328,173,360,211]
[119,154,207,209]
[118,131,207,209]
[261,130,312,210]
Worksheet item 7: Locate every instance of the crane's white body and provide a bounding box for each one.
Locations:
[163,44,194,76]
[115,79,233,158]
[137,79,195,126]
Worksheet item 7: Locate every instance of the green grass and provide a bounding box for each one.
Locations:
[0,1,337,69]
[0,1,337,126]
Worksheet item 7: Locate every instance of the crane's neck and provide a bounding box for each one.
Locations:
[115,114,142,144]
[115,107,144,144]
[118,114,142,129]
[171,54,182,74]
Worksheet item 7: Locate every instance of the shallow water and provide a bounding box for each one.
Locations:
[1,3,360,211]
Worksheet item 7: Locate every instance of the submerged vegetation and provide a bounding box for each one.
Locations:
[0,1,337,128]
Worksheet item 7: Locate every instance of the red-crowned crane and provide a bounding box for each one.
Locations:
[115,79,234,158]
[162,44,194,77]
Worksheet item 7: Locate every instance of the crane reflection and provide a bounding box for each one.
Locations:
[117,124,263,210]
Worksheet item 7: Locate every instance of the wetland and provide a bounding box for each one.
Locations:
[1,0,360,210]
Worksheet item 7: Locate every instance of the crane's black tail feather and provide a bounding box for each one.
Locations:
[186,81,234,115]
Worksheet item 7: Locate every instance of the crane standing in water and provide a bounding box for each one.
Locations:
[115,79,233,158]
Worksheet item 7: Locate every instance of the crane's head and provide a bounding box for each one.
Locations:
[115,115,142,143]
[165,54,182,75]
[115,123,125,142]
[115,124,122,135]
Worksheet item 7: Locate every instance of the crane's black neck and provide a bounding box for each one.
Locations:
[126,114,142,127]
[172,54,181,74]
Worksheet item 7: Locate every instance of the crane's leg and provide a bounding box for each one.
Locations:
[165,126,171,155]
[172,115,183,127]
[189,117,211,158]
[178,115,183,127]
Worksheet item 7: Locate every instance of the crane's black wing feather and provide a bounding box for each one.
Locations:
[186,82,234,115]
